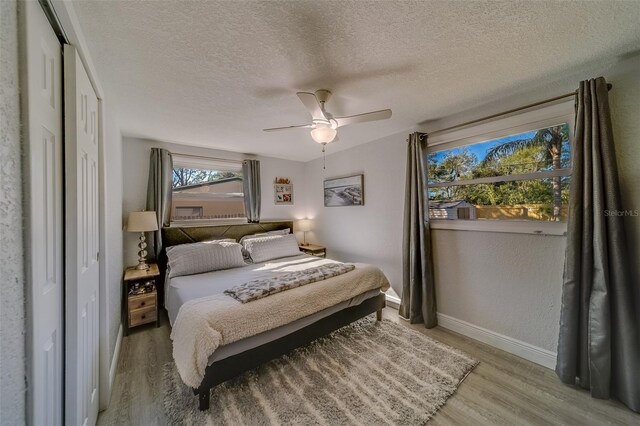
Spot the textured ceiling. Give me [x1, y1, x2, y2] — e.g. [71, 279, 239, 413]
[72, 0, 640, 162]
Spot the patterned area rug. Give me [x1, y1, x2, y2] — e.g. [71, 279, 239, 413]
[163, 317, 478, 425]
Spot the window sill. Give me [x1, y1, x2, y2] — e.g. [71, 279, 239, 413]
[170, 218, 248, 227]
[429, 219, 567, 236]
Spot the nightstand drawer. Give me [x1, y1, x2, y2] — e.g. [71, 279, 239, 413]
[128, 292, 156, 311]
[129, 306, 157, 327]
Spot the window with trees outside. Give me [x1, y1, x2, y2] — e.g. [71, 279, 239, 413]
[427, 122, 572, 225]
[171, 156, 244, 223]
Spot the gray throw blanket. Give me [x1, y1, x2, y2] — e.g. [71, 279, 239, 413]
[224, 263, 356, 303]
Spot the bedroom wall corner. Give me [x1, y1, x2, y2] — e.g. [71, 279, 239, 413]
[424, 52, 640, 357]
[303, 128, 415, 298]
[0, 0, 27, 423]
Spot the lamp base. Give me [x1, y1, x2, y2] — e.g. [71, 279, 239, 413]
[136, 232, 149, 270]
[135, 261, 150, 271]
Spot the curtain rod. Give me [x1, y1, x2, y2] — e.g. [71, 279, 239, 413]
[426, 83, 612, 138]
[171, 152, 244, 164]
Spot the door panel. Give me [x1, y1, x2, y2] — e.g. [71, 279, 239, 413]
[65, 45, 100, 426]
[22, 1, 64, 424]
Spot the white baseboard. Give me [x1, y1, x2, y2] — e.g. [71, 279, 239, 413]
[108, 325, 123, 388]
[436, 313, 557, 370]
[385, 294, 400, 309]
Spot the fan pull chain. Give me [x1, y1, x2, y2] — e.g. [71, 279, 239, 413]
[322, 144, 326, 170]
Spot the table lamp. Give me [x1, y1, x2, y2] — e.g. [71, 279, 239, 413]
[297, 219, 312, 246]
[127, 211, 158, 270]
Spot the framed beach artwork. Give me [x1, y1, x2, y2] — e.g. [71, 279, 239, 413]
[324, 175, 364, 207]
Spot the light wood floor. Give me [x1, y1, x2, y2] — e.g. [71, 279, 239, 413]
[98, 308, 640, 425]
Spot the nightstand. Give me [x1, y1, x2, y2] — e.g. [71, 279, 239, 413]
[123, 263, 160, 335]
[299, 244, 326, 258]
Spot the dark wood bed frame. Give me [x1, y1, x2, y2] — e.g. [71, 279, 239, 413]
[160, 221, 386, 411]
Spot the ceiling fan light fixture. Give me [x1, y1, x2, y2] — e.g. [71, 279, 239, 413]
[310, 127, 337, 144]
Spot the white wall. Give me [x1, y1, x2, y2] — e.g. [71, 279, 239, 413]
[121, 137, 308, 266]
[304, 129, 415, 296]
[305, 53, 640, 357]
[100, 103, 123, 367]
[432, 230, 565, 351]
[0, 1, 26, 423]
[95, 98, 123, 409]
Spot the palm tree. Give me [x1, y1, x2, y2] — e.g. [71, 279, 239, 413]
[480, 125, 569, 221]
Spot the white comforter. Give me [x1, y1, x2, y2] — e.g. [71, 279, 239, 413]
[170, 255, 390, 388]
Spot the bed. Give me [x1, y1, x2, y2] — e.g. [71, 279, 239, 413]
[160, 221, 389, 411]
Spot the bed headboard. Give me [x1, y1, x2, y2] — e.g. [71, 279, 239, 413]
[161, 221, 294, 248]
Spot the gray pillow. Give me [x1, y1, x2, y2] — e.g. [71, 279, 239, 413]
[165, 238, 235, 254]
[167, 240, 246, 278]
[242, 234, 301, 263]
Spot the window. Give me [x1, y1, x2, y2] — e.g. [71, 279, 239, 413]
[171, 155, 244, 223]
[426, 102, 574, 234]
[174, 206, 203, 218]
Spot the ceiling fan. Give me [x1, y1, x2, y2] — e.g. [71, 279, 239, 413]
[263, 89, 392, 146]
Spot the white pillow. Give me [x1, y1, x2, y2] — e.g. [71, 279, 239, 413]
[167, 240, 246, 278]
[238, 228, 290, 245]
[242, 234, 300, 263]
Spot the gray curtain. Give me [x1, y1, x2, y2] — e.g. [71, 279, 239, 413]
[399, 132, 437, 328]
[556, 77, 640, 412]
[146, 148, 173, 259]
[242, 159, 261, 223]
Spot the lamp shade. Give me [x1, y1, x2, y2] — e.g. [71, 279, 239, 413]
[310, 127, 337, 144]
[127, 211, 158, 232]
[297, 219, 312, 232]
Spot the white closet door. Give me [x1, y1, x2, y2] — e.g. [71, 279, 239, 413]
[64, 45, 101, 426]
[22, 1, 64, 424]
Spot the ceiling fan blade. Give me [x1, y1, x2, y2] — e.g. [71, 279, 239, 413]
[263, 124, 313, 132]
[334, 109, 392, 128]
[297, 92, 327, 121]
